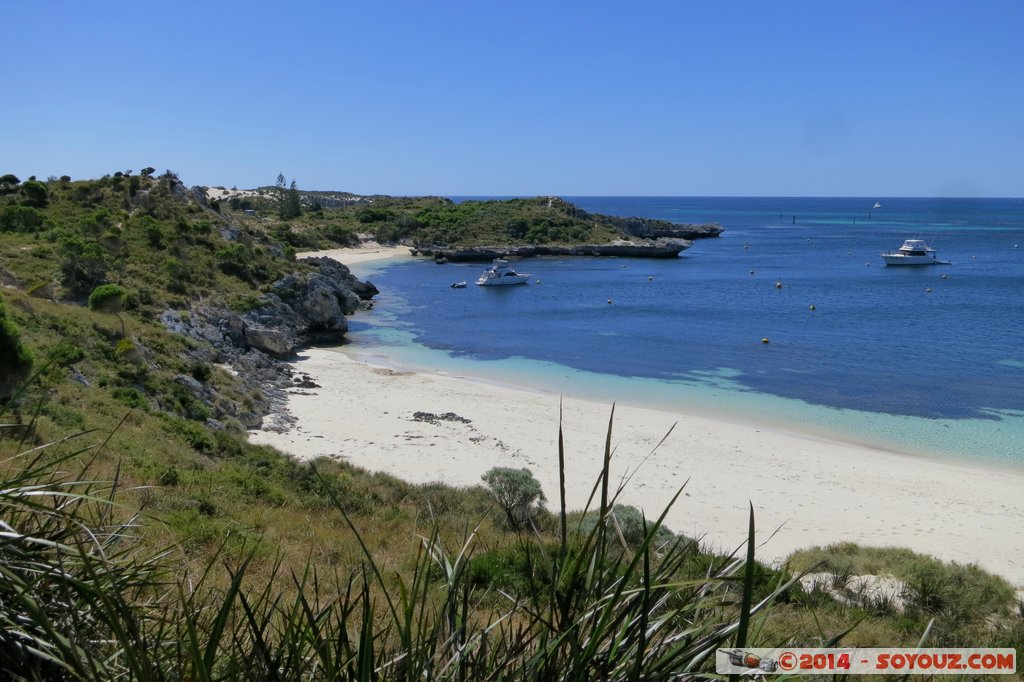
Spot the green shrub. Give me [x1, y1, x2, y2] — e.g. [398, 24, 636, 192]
[189, 361, 212, 382]
[229, 293, 267, 313]
[19, 179, 49, 208]
[60, 237, 111, 296]
[0, 204, 45, 232]
[215, 243, 252, 280]
[578, 504, 677, 548]
[481, 466, 545, 530]
[111, 386, 146, 409]
[469, 544, 552, 594]
[0, 295, 33, 399]
[88, 284, 127, 312]
[355, 207, 394, 223]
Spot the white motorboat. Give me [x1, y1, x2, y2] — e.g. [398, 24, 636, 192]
[881, 239, 950, 266]
[475, 258, 530, 286]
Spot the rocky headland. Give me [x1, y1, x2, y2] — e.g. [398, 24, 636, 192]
[161, 256, 378, 431]
[409, 214, 722, 261]
[410, 238, 697, 261]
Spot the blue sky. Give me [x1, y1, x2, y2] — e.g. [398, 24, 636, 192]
[4, 1, 1022, 197]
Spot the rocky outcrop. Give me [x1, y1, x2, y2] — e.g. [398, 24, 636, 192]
[577, 210, 724, 240]
[160, 256, 378, 429]
[220, 256, 379, 356]
[412, 238, 694, 262]
[599, 216, 723, 240]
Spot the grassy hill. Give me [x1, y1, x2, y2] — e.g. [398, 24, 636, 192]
[0, 171, 1020, 678]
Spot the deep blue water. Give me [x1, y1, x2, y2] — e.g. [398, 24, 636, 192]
[349, 197, 1024, 464]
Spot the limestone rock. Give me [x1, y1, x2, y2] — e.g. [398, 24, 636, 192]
[243, 323, 297, 358]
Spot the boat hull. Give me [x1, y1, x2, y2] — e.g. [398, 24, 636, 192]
[476, 276, 529, 286]
[881, 254, 939, 266]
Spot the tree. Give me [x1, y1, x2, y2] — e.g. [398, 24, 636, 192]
[0, 173, 20, 195]
[276, 175, 301, 219]
[481, 467, 545, 530]
[88, 284, 128, 337]
[0, 294, 33, 402]
[0, 205, 44, 232]
[286, 180, 301, 218]
[20, 180, 49, 208]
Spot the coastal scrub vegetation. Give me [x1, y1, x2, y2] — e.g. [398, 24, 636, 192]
[481, 465, 546, 530]
[208, 177, 720, 251]
[0, 169, 1021, 678]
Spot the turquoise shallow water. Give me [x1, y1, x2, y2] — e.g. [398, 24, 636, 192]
[345, 197, 1024, 467]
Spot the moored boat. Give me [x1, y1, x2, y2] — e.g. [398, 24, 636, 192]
[475, 258, 530, 286]
[881, 239, 950, 266]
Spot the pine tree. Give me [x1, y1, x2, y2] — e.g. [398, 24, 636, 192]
[277, 175, 301, 219]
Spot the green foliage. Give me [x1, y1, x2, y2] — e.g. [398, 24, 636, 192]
[190, 361, 212, 382]
[19, 179, 49, 208]
[356, 207, 394, 223]
[481, 466, 545, 530]
[60, 235, 112, 297]
[88, 283, 127, 312]
[0, 294, 33, 399]
[111, 386, 146, 408]
[0, 204, 45, 232]
[322, 223, 357, 245]
[405, 197, 621, 247]
[468, 544, 551, 593]
[0, 172, 20, 192]
[578, 504, 678, 548]
[277, 176, 301, 219]
[788, 542, 1018, 644]
[215, 243, 256, 281]
[228, 293, 268, 313]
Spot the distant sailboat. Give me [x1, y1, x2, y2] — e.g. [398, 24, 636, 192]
[873, 202, 882, 209]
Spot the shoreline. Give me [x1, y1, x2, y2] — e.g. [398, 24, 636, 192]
[251, 345, 1024, 588]
[296, 243, 411, 267]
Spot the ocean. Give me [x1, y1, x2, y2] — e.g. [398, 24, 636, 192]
[344, 197, 1024, 467]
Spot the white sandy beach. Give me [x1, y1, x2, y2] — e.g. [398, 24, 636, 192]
[296, 243, 411, 266]
[251, 247, 1024, 587]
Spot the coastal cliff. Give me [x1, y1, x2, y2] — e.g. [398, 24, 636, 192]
[161, 255, 378, 429]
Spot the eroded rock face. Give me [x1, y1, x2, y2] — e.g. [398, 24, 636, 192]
[162, 259, 369, 359]
[243, 323, 297, 358]
[159, 256, 379, 428]
[225, 257, 377, 356]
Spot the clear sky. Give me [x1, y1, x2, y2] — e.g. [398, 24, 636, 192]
[4, 1, 1022, 197]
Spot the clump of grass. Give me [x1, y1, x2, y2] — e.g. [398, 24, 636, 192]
[788, 542, 1018, 645]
